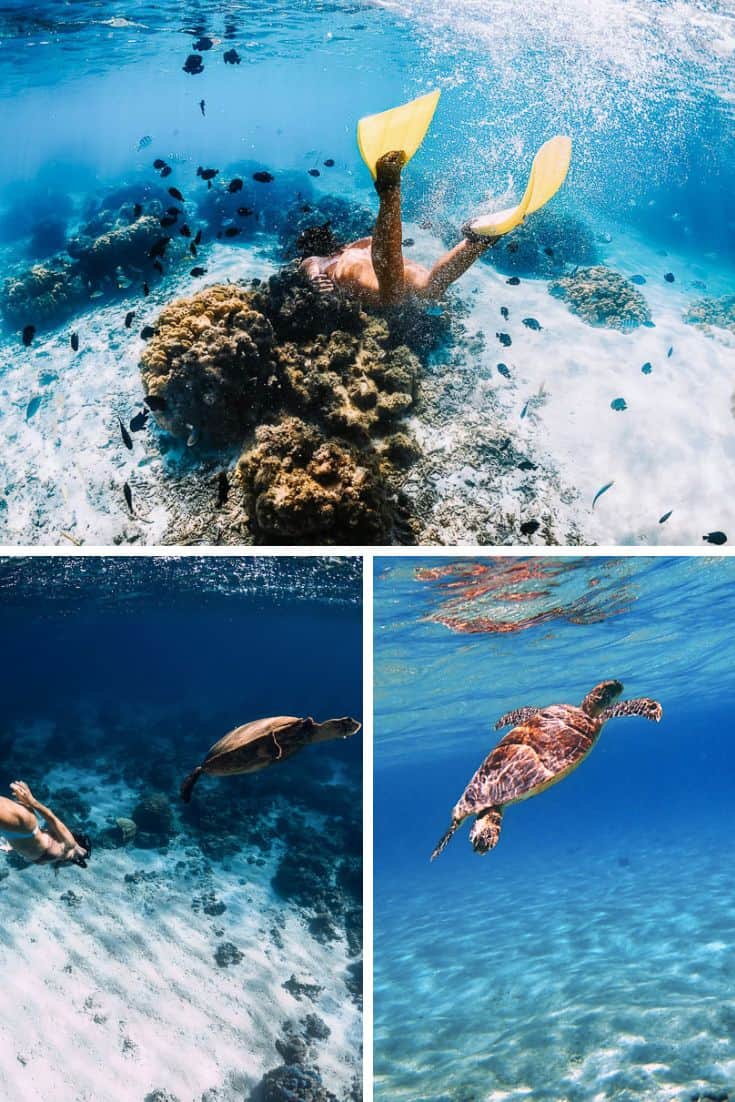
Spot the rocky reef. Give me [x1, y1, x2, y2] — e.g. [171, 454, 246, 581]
[684, 294, 735, 335]
[488, 208, 599, 278]
[141, 269, 429, 543]
[0, 259, 87, 328]
[548, 265, 652, 329]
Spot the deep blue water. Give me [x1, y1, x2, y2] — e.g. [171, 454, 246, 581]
[374, 555, 735, 1101]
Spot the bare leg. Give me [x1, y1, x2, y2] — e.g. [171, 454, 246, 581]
[421, 235, 499, 300]
[371, 151, 407, 306]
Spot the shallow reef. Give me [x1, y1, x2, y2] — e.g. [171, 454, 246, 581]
[548, 265, 652, 329]
[0, 258, 87, 328]
[141, 268, 433, 543]
[488, 207, 600, 278]
[684, 294, 735, 335]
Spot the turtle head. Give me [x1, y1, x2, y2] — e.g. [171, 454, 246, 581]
[581, 680, 623, 717]
[309, 716, 362, 743]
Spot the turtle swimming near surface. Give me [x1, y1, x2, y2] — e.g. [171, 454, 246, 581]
[180, 714, 361, 802]
[431, 680, 662, 859]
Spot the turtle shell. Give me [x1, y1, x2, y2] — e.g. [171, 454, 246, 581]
[458, 704, 600, 813]
[202, 715, 306, 776]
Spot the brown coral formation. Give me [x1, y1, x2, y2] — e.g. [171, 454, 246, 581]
[1, 259, 86, 327]
[684, 294, 735, 335]
[141, 270, 426, 543]
[548, 265, 651, 329]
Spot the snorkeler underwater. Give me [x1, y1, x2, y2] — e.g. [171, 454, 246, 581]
[0, 556, 364, 1101]
[374, 555, 735, 1101]
[1, 0, 733, 547]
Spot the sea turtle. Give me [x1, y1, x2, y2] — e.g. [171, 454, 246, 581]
[431, 680, 662, 859]
[180, 715, 361, 802]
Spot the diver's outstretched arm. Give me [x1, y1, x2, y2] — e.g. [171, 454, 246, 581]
[10, 782, 76, 850]
[371, 151, 406, 306]
[421, 234, 499, 300]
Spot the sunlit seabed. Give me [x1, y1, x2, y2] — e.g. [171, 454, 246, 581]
[0, 0, 733, 544]
[374, 556, 735, 1101]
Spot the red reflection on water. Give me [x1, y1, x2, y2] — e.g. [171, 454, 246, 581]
[415, 559, 632, 634]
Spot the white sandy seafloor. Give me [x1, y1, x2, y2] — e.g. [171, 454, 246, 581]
[0, 212, 733, 546]
[374, 825, 735, 1102]
[0, 757, 361, 1102]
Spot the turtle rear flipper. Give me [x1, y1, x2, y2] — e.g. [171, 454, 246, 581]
[494, 706, 539, 730]
[599, 698, 662, 723]
[180, 765, 204, 803]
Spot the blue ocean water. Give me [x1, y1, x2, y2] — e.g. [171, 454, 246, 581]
[0, 0, 734, 544]
[374, 555, 735, 1102]
[0, 555, 363, 1101]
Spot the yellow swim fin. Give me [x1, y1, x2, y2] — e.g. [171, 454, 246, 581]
[465, 135, 572, 238]
[357, 89, 441, 181]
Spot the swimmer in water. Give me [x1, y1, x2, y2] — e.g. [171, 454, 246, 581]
[0, 781, 91, 868]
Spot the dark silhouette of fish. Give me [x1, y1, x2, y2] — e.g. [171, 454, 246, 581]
[125, 311, 136, 328]
[183, 54, 204, 75]
[308, 168, 320, 177]
[216, 471, 229, 507]
[153, 159, 166, 170]
[180, 224, 191, 237]
[194, 230, 202, 245]
[130, 409, 149, 432]
[496, 363, 511, 379]
[500, 306, 509, 319]
[123, 481, 134, 515]
[160, 166, 172, 178]
[664, 272, 675, 282]
[199, 99, 206, 116]
[143, 282, 150, 296]
[223, 48, 241, 64]
[190, 244, 198, 257]
[610, 397, 627, 411]
[228, 178, 243, 193]
[140, 325, 156, 339]
[253, 171, 274, 183]
[190, 266, 207, 277]
[658, 510, 672, 524]
[224, 227, 240, 237]
[168, 187, 185, 202]
[118, 416, 133, 450]
[149, 237, 170, 259]
[592, 481, 614, 509]
[520, 519, 540, 536]
[667, 346, 673, 357]
[402, 237, 414, 247]
[506, 276, 521, 286]
[631, 274, 646, 285]
[641, 362, 652, 374]
[160, 215, 178, 228]
[543, 246, 554, 257]
[193, 36, 213, 51]
[22, 324, 35, 346]
[144, 394, 167, 412]
[238, 207, 254, 217]
[70, 332, 79, 351]
[26, 396, 42, 420]
[324, 158, 335, 167]
[703, 531, 727, 545]
[517, 459, 536, 471]
[497, 332, 512, 347]
[523, 317, 542, 331]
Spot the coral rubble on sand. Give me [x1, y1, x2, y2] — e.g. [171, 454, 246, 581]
[684, 294, 735, 335]
[548, 265, 651, 329]
[140, 269, 430, 543]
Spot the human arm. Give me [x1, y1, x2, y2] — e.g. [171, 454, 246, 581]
[10, 781, 78, 851]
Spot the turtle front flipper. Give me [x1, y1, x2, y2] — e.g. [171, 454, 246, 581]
[494, 706, 539, 730]
[180, 765, 204, 803]
[598, 698, 662, 723]
[468, 807, 503, 854]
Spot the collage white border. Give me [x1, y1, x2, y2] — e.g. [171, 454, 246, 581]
[3, 540, 732, 1101]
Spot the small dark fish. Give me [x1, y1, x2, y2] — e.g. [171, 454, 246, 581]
[253, 171, 274, 183]
[123, 481, 134, 515]
[506, 276, 521, 286]
[22, 324, 35, 347]
[70, 332, 79, 352]
[496, 363, 511, 379]
[153, 261, 164, 274]
[194, 229, 202, 245]
[301, 204, 312, 213]
[496, 332, 512, 347]
[118, 416, 133, 450]
[168, 187, 185, 202]
[664, 272, 675, 282]
[520, 519, 540, 536]
[25, 396, 42, 420]
[507, 241, 519, 253]
[130, 409, 149, 432]
[140, 325, 156, 339]
[199, 99, 206, 116]
[144, 393, 167, 412]
[308, 168, 320, 177]
[523, 317, 542, 331]
[190, 244, 198, 257]
[224, 226, 240, 237]
[703, 531, 727, 545]
[143, 282, 150, 296]
[223, 48, 241, 64]
[183, 54, 204, 75]
[642, 320, 656, 328]
[500, 306, 509, 320]
[631, 274, 646, 285]
[520, 401, 529, 419]
[159, 215, 178, 228]
[323, 158, 335, 167]
[124, 310, 136, 328]
[133, 202, 143, 217]
[610, 397, 627, 411]
[402, 237, 415, 247]
[517, 459, 536, 471]
[227, 178, 243, 193]
[641, 362, 652, 374]
[667, 346, 673, 358]
[658, 510, 672, 524]
[190, 266, 207, 277]
[237, 207, 254, 217]
[592, 480, 614, 509]
[543, 246, 554, 257]
[216, 471, 229, 507]
[149, 237, 170, 259]
[193, 36, 213, 51]
[153, 158, 166, 170]
[197, 166, 219, 181]
[180, 224, 191, 237]
[160, 166, 173, 178]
